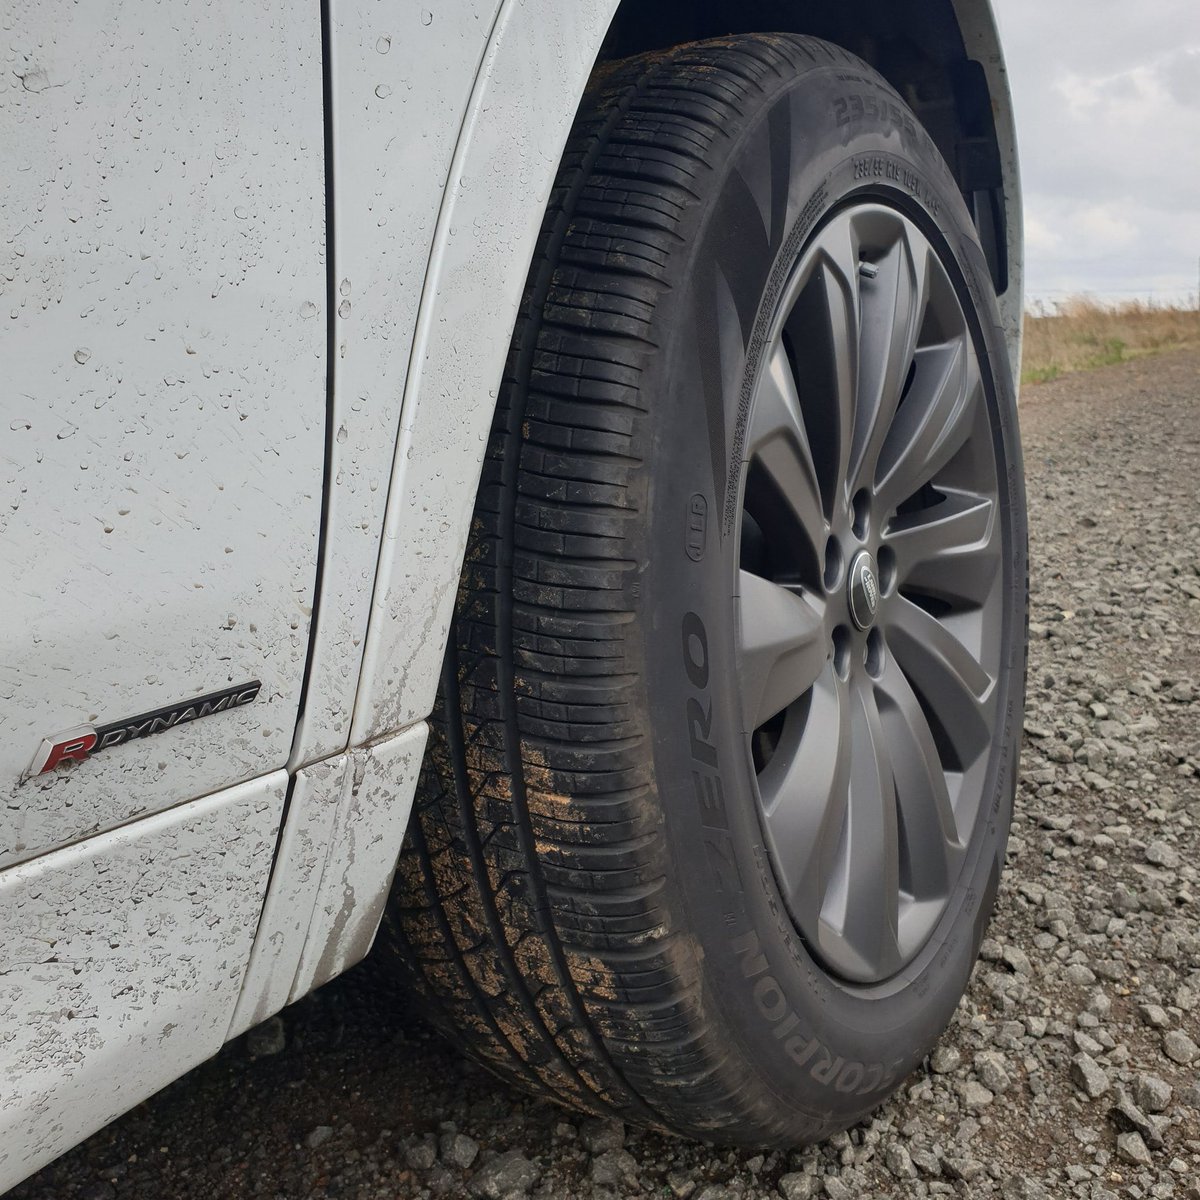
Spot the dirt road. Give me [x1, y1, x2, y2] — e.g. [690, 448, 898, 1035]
[13, 349, 1200, 1200]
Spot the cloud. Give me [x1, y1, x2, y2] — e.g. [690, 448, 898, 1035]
[999, 0, 1200, 301]
[1162, 48, 1200, 107]
[1073, 206, 1138, 248]
[1023, 214, 1061, 255]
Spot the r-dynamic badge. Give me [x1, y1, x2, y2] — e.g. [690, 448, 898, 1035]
[29, 681, 262, 776]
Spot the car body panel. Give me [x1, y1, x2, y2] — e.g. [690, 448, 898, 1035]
[288, 720, 427, 1000]
[227, 755, 350, 1040]
[348, 0, 621, 744]
[289, 0, 503, 767]
[0, 773, 285, 1191]
[0, 1, 327, 868]
[228, 720, 427, 1038]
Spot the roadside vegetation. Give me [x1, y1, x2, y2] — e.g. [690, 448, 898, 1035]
[1021, 297, 1200, 386]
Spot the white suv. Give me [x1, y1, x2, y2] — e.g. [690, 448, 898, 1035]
[1, 1, 1025, 1186]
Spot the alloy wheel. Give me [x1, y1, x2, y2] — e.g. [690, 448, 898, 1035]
[736, 204, 1005, 985]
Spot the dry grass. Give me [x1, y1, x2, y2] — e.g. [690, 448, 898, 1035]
[1021, 297, 1200, 386]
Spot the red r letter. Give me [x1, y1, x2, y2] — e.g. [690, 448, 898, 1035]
[32, 727, 98, 775]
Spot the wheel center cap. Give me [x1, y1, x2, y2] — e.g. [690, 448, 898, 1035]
[848, 550, 880, 630]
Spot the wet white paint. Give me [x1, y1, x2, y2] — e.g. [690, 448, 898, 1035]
[227, 755, 350, 1038]
[0, 1, 326, 867]
[230, 722, 426, 1035]
[0, 773, 285, 1192]
[289, 721, 427, 999]
[350, 0, 621, 743]
[290, 0, 501, 767]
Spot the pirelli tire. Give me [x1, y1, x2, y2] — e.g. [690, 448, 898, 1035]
[380, 32, 1028, 1145]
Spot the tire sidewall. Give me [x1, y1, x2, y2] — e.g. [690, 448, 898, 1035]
[640, 58, 1028, 1127]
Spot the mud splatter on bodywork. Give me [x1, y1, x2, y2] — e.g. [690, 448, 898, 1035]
[0, 774, 285, 1192]
[228, 724, 428, 1033]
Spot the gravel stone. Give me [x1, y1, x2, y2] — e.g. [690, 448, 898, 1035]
[974, 1051, 1013, 1094]
[910, 1147, 941, 1175]
[1116, 1131, 1153, 1167]
[1111, 1089, 1166, 1148]
[777, 1174, 817, 1200]
[589, 1148, 639, 1188]
[956, 1080, 995, 1110]
[1001, 1177, 1048, 1200]
[245, 1016, 286, 1058]
[440, 1131, 480, 1170]
[405, 1134, 438, 1171]
[1002, 945, 1033, 976]
[579, 1117, 625, 1154]
[1134, 1075, 1173, 1113]
[469, 1151, 540, 1199]
[930, 1045, 962, 1074]
[1144, 840, 1181, 869]
[885, 1144, 916, 1179]
[1138, 1003, 1171, 1029]
[304, 1125, 334, 1150]
[667, 1169, 696, 1198]
[1162, 1029, 1199, 1065]
[1069, 1053, 1110, 1099]
[944, 1156, 986, 1183]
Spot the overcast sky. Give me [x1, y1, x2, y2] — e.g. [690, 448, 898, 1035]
[997, 0, 1200, 304]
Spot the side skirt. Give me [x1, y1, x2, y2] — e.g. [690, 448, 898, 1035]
[0, 774, 287, 1191]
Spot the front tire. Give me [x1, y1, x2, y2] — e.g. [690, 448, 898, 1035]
[383, 33, 1027, 1144]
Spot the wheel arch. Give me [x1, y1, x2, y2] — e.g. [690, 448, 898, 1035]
[351, 0, 1022, 749]
[334, 5, 1024, 1081]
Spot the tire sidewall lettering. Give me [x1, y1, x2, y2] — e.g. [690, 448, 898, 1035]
[681, 611, 709, 690]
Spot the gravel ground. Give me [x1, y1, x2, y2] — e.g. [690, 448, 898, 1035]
[13, 349, 1200, 1200]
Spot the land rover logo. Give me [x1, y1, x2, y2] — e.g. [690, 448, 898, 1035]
[861, 563, 879, 612]
[848, 552, 880, 630]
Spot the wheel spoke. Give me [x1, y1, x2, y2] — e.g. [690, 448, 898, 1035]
[746, 341, 825, 539]
[786, 218, 862, 513]
[849, 226, 930, 494]
[886, 488, 999, 607]
[736, 570, 827, 730]
[757, 668, 851, 927]
[875, 656, 965, 891]
[818, 679, 902, 981]
[884, 596, 994, 767]
[875, 338, 982, 513]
